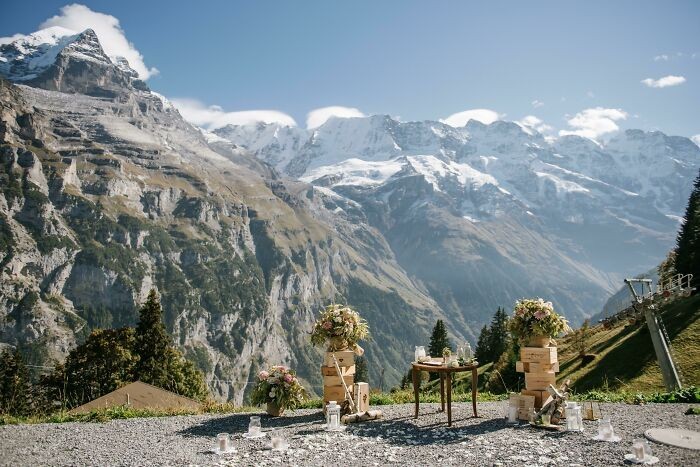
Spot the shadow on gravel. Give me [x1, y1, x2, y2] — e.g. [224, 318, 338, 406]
[178, 411, 326, 438]
[347, 416, 511, 446]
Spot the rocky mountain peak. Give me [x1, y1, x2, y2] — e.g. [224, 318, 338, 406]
[0, 26, 147, 97]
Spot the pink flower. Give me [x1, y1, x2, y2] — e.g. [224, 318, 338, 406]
[258, 371, 269, 380]
[322, 321, 333, 330]
[284, 374, 293, 383]
[534, 310, 546, 320]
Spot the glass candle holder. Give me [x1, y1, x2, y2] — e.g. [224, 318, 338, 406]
[248, 416, 261, 436]
[270, 430, 288, 451]
[597, 418, 613, 439]
[326, 401, 341, 430]
[507, 406, 518, 424]
[542, 414, 551, 426]
[528, 408, 537, 424]
[217, 433, 229, 452]
[632, 439, 646, 461]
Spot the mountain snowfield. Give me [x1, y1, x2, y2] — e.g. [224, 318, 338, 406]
[215, 115, 700, 327]
[0, 26, 699, 399]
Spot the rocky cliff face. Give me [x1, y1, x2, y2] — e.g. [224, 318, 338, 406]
[0, 30, 447, 400]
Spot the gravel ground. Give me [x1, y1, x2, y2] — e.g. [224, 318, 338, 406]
[1, 402, 698, 466]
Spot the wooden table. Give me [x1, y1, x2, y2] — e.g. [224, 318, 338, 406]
[412, 361, 479, 426]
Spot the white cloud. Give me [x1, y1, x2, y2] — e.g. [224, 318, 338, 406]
[440, 108, 501, 127]
[641, 75, 686, 88]
[38, 4, 158, 79]
[558, 107, 628, 140]
[691, 135, 700, 147]
[0, 33, 26, 45]
[306, 106, 365, 129]
[531, 100, 544, 109]
[170, 98, 296, 130]
[516, 115, 553, 134]
[654, 54, 670, 61]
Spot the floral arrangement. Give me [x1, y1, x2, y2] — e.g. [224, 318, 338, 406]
[250, 365, 306, 410]
[509, 298, 572, 341]
[310, 304, 369, 351]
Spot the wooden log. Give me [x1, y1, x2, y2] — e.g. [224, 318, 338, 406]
[516, 361, 559, 373]
[324, 351, 355, 367]
[524, 372, 557, 390]
[520, 347, 557, 364]
[321, 365, 356, 376]
[341, 409, 383, 424]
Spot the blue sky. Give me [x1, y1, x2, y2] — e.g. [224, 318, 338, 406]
[1, 1, 699, 140]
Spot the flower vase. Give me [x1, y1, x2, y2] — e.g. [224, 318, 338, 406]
[267, 401, 285, 417]
[527, 335, 551, 347]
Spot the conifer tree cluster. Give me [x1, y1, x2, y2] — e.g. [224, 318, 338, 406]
[0, 349, 35, 416]
[674, 169, 700, 287]
[474, 307, 510, 364]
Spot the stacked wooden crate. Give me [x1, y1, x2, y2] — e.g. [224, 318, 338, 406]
[517, 345, 559, 414]
[322, 350, 355, 409]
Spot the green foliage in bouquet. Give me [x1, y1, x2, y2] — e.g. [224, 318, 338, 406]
[508, 298, 572, 341]
[310, 304, 369, 350]
[250, 366, 306, 410]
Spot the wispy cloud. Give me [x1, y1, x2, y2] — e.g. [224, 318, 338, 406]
[641, 75, 686, 88]
[653, 54, 670, 61]
[36, 4, 158, 79]
[516, 115, 553, 134]
[558, 107, 628, 140]
[306, 106, 365, 129]
[170, 98, 296, 129]
[440, 108, 502, 127]
[531, 100, 544, 109]
[691, 135, 700, 147]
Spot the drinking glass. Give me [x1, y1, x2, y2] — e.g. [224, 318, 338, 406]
[542, 414, 551, 425]
[598, 418, 613, 439]
[632, 439, 647, 461]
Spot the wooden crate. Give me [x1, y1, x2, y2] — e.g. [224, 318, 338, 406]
[521, 389, 550, 409]
[323, 374, 354, 387]
[524, 372, 557, 390]
[323, 384, 353, 402]
[509, 393, 535, 421]
[354, 382, 370, 412]
[520, 346, 557, 364]
[515, 361, 559, 373]
[321, 365, 356, 376]
[324, 351, 355, 367]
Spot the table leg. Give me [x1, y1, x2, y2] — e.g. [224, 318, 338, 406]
[446, 372, 452, 426]
[412, 367, 419, 419]
[439, 373, 445, 412]
[471, 367, 478, 417]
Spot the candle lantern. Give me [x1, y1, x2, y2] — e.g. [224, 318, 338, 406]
[464, 342, 472, 360]
[566, 405, 583, 432]
[217, 433, 229, 452]
[582, 400, 602, 420]
[414, 346, 426, 361]
[326, 400, 342, 431]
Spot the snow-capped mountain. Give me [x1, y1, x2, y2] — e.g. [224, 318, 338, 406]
[0, 26, 147, 96]
[215, 116, 700, 325]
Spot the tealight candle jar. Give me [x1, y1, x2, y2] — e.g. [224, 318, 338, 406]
[217, 433, 229, 452]
[632, 439, 646, 461]
[597, 418, 613, 439]
[248, 416, 261, 436]
[507, 405, 518, 424]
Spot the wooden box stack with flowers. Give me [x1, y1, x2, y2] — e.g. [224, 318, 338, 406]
[518, 344, 559, 409]
[322, 350, 355, 406]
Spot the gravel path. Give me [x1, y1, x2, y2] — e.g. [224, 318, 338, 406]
[1, 402, 698, 466]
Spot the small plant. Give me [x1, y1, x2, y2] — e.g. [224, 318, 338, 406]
[250, 365, 306, 411]
[442, 347, 452, 358]
[509, 298, 572, 341]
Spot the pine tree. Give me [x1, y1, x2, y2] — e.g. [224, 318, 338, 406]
[133, 289, 173, 386]
[474, 325, 492, 363]
[355, 356, 369, 384]
[132, 289, 207, 400]
[572, 319, 591, 357]
[487, 307, 510, 362]
[675, 169, 700, 287]
[428, 320, 451, 359]
[0, 349, 34, 416]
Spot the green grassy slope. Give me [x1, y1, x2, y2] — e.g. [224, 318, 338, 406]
[556, 295, 699, 393]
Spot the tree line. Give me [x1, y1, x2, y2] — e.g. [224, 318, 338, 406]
[0, 290, 207, 417]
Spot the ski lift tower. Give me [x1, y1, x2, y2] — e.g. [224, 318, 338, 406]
[624, 278, 683, 391]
